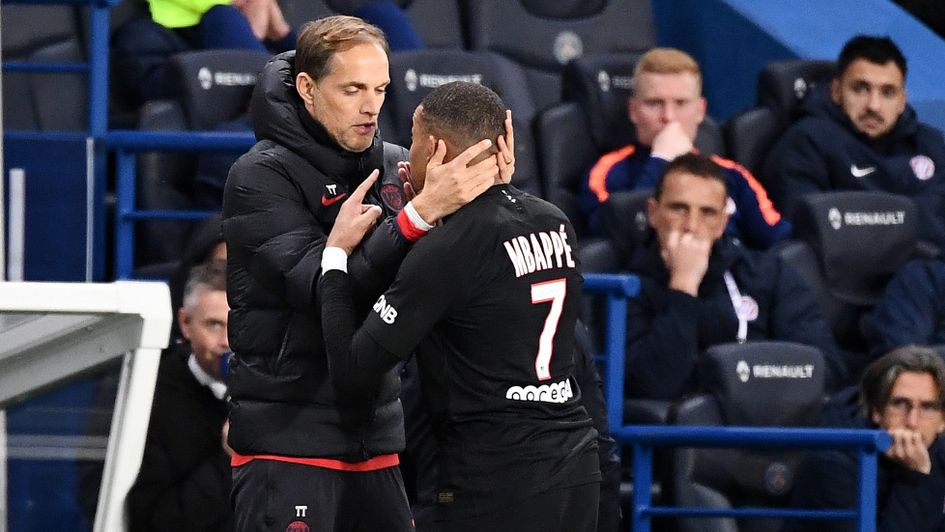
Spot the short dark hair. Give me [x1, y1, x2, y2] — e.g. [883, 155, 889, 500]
[837, 35, 907, 80]
[182, 259, 227, 312]
[417, 81, 505, 159]
[295, 15, 389, 81]
[654, 153, 727, 199]
[860, 345, 945, 415]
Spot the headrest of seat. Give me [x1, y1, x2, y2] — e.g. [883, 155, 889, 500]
[465, 0, 655, 73]
[793, 191, 918, 305]
[599, 188, 652, 264]
[384, 49, 536, 146]
[171, 49, 271, 130]
[698, 341, 825, 426]
[756, 59, 835, 121]
[562, 52, 638, 152]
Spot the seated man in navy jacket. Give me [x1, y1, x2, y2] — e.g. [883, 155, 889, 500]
[579, 47, 791, 249]
[764, 35, 945, 248]
[862, 258, 945, 358]
[785, 346, 945, 532]
[625, 154, 846, 400]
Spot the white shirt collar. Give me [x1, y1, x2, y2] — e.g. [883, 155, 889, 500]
[187, 354, 228, 401]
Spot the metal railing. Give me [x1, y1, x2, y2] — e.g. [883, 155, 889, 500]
[582, 272, 890, 532]
[107, 130, 255, 278]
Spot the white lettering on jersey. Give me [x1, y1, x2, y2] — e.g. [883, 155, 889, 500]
[503, 225, 576, 278]
[505, 377, 574, 404]
[373, 295, 398, 324]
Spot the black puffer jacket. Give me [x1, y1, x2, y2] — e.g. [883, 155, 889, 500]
[222, 51, 410, 460]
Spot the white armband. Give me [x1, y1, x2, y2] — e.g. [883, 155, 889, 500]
[321, 247, 348, 274]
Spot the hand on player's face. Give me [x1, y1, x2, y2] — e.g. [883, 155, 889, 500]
[326, 170, 382, 255]
[411, 138, 498, 223]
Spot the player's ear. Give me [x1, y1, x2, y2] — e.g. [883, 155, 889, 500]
[425, 135, 436, 159]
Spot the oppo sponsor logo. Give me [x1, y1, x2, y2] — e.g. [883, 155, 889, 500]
[506, 377, 574, 404]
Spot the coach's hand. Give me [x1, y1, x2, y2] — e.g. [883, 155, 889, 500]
[326, 170, 383, 255]
[411, 139, 497, 224]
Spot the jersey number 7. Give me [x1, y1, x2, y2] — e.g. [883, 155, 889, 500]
[531, 278, 567, 381]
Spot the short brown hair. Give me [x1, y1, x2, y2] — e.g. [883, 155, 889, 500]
[633, 47, 702, 94]
[295, 15, 389, 81]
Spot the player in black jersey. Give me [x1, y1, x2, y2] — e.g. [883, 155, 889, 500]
[319, 81, 601, 531]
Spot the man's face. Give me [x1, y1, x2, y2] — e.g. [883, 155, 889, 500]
[831, 58, 906, 139]
[299, 42, 390, 153]
[872, 371, 945, 447]
[647, 170, 729, 248]
[629, 71, 706, 147]
[179, 288, 230, 381]
[407, 106, 435, 192]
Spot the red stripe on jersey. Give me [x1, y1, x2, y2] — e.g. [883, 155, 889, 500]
[710, 155, 783, 225]
[396, 209, 428, 242]
[230, 452, 399, 471]
[588, 144, 637, 202]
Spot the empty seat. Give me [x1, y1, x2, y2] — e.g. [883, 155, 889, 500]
[756, 59, 835, 123]
[464, 0, 656, 111]
[670, 341, 826, 532]
[383, 48, 541, 195]
[727, 59, 835, 188]
[783, 191, 919, 373]
[134, 49, 269, 270]
[2, 4, 87, 131]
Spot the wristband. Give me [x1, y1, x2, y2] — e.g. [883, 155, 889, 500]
[321, 247, 348, 274]
[396, 201, 434, 242]
[404, 201, 434, 230]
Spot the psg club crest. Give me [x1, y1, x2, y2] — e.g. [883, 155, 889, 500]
[286, 521, 310, 532]
[910, 155, 935, 180]
[380, 183, 406, 212]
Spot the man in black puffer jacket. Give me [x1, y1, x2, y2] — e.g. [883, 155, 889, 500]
[222, 15, 503, 531]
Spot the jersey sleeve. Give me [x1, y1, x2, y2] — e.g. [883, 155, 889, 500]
[362, 230, 467, 358]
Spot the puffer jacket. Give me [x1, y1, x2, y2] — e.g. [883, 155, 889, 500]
[222, 51, 410, 460]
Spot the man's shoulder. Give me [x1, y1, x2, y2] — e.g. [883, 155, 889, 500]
[589, 144, 640, 175]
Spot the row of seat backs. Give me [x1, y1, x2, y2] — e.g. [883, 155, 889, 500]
[129, 49, 835, 267]
[1, 5, 88, 131]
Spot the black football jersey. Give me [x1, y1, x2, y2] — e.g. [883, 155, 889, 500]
[362, 184, 600, 518]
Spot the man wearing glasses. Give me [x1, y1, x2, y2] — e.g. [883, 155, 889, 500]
[785, 345, 945, 531]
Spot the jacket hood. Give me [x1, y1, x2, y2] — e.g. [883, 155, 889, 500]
[798, 83, 920, 146]
[630, 233, 743, 285]
[250, 51, 384, 185]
